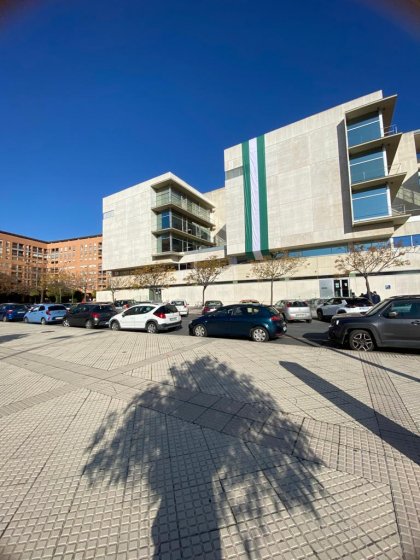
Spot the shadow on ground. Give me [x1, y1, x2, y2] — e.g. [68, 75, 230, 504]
[83, 356, 324, 558]
[0, 333, 28, 344]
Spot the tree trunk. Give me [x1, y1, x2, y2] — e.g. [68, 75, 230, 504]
[364, 275, 372, 302]
[202, 285, 207, 306]
[270, 279, 274, 306]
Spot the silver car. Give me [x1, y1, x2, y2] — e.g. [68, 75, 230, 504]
[316, 297, 372, 321]
[275, 300, 312, 323]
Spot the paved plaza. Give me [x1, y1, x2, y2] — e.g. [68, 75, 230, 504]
[0, 322, 419, 560]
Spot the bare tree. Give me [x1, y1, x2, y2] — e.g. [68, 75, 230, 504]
[106, 275, 130, 303]
[251, 254, 307, 305]
[133, 264, 176, 301]
[185, 256, 229, 305]
[335, 243, 410, 301]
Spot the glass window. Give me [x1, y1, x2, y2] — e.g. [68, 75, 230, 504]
[352, 186, 389, 221]
[393, 235, 412, 247]
[349, 149, 385, 184]
[412, 235, 420, 247]
[172, 237, 183, 252]
[289, 245, 348, 257]
[346, 113, 381, 147]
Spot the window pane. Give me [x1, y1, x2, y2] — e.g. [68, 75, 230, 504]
[350, 149, 385, 184]
[393, 235, 412, 247]
[347, 113, 381, 147]
[352, 190, 389, 221]
[352, 185, 388, 200]
[172, 237, 183, 252]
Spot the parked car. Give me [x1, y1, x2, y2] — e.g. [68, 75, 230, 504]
[316, 297, 372, 321]
[274, 300, 312, 323]
[328, 295, 420, 351]
[24, 304, 67, 325]
[169, 299, 189, 317]
[202, 300, 223, 314]
[114, 299, 137, 312]
[0, 303, 28, 322]
[63, 303, 117, 329]
[109, 303, 181, 333]
[189, 304, 287, 342]
[307, 298, 329, 318]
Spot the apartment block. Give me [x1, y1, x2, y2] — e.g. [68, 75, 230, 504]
[0, 231, 106, 297]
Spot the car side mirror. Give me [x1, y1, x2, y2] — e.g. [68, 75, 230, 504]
[387, 311, 398, 318]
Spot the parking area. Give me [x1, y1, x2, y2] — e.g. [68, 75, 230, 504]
[0, 320, 419, 559]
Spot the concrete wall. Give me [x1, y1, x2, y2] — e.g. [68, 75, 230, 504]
[224, 91, 392, 255]
[98, 245, 420, 305]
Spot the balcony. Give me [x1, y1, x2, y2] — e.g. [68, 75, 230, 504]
[152, 195, 214, 228]
[352, 207, 410, 227]
[152, 226, 215, 247]
[350, 169, 406, 198]
[348, 129, 402, 166]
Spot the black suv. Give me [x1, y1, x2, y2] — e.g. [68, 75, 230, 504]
[63, 303, 117, 329]
[328, 295, 420, 351]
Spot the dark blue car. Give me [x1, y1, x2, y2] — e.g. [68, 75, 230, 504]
[0, 303, 28, 322]
[189, 304, 287, 342]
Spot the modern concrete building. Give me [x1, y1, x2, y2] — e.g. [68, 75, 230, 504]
[0, 231, 107, 298]
[100, 91, 420, 304]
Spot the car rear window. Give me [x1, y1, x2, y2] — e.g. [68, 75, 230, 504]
[14, 305, 27, 310]
[172, 300, 185, 306]
[267, 306, 280, 315]
[48, 305, 66, 311]
[95, 305, 115, 312]
[205, 301, 222, 306]
[287, 301, 308, 307]
[164, 304, 178, 313]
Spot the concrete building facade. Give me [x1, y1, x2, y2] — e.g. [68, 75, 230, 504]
[100, 91, 420, 304]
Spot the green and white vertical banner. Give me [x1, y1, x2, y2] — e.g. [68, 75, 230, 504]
[242, 135, 269, 260]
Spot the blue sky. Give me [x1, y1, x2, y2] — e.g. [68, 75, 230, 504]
[1, 0, 419, 240]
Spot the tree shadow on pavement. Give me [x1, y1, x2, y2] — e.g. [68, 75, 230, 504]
[280, 360, 420, 466]
[83, 356, 325, 558]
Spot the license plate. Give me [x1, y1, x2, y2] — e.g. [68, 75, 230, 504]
[170, 317, 178, 321]
[295, 314, 305, 317]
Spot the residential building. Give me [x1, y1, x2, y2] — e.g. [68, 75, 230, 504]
[101, 90, 420, 303]
[0, 231, 106, 298]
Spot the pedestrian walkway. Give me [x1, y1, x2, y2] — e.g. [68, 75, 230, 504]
[0, 323, 419, 559]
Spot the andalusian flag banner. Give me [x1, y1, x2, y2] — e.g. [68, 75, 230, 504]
[242, 135, 269, 259]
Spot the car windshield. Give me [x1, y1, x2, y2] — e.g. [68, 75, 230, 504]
[365, 300, 388, 316]
[206, 301, 222, 306]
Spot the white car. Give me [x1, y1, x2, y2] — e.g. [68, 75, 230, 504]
[169, 299, 189, 317]
[317, 297, 372, 321]
[109, 303, 181, 333]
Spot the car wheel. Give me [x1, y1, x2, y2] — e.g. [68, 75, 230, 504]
[306, 319, 312, 323]
[24, 317, 29, 323]
[63, 318, 70, 327]
[41, 318, 46, 325]
[251, 326, 269, 342]
[192, 324, 207, 337]
[111, 321, 120, 331]
[146, 321, 158, 334]
[85, 319, 94, 329]
[317, 310, 324, 321]
[348, 329, 375, 352]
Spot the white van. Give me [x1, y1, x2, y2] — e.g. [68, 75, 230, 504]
[169, 299, 189, 317]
